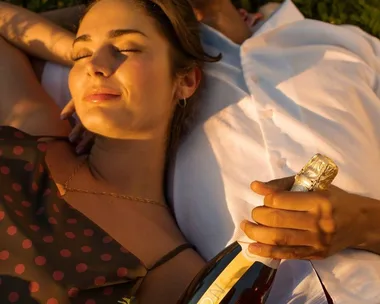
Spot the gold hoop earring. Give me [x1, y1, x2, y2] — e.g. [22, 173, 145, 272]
[178, 98, 187, 108]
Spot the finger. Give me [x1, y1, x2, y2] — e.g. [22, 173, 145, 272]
[60, 99, 75, 120]
[250, 176, 295, 196]
[248, 243, 325, 260]
[264, 191, 331, 214]
[241, 221, 320, 248]
[69, 124, 84, 143]
[76, 131, 95, 154]
[252, 206, 318, 232]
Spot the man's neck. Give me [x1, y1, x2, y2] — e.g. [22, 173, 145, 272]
[87, 135, 167, 203]
[195, 1, 252, 44]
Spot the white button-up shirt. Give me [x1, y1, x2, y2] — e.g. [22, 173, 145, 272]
[41, 1, 380, 302]
[171, 1, 380, 303]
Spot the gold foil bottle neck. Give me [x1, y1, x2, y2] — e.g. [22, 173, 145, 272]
[292, 153, 338, 191]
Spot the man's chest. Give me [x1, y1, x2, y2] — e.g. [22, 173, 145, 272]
[173, 41, 380, 258]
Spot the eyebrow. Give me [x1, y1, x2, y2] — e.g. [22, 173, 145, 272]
[73, 29, 147, 46]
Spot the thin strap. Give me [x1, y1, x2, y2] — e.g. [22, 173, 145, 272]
[148, 243, 196, 271]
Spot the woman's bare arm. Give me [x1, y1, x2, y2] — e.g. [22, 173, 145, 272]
[0, 2, 74, 66]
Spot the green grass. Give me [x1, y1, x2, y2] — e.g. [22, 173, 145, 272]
[5, 0, 380, 37]
[4, 0, 88, 12]
[237, 0, 380, 38]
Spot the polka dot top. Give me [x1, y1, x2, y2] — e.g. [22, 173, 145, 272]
[0, 127, 193, 304]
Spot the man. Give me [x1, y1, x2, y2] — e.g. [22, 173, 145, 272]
[170, 1, 380, 303]
[7, 0, 380, 303]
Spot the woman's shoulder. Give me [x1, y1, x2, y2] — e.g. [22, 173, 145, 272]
[0, 126, 35, 140]
[0, 126, 68, 142]
[0, 125, 77, 184]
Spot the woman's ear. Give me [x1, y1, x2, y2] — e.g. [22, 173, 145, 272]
[175, 66, 201, 100]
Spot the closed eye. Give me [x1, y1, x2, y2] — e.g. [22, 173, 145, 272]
[71, 51, 92, 62]
[115, 48, 141, 54]
[71, 48, 141, 62]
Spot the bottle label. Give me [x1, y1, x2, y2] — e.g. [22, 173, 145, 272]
[197, 249, 253, 303]
[197, 244, 279, 304]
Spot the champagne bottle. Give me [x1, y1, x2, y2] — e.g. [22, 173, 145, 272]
[178, 154, 338, 304]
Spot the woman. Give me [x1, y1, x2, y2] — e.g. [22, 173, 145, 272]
[0, 0, 220, 303]
[3, 1, 380, 303]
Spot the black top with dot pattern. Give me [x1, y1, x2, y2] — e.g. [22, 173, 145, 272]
[0, 126, 150, 304]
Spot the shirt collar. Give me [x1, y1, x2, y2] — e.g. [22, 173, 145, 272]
[200, 0, 304, 48]
[253, 0, 304, 37]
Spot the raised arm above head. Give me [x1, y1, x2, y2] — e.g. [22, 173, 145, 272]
[0, 2, 75, 66]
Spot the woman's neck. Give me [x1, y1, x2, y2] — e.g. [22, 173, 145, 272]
[87, 135, 167, 203]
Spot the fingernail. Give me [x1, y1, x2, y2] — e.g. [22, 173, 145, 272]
[249, 243, 262, 254]
[250, 181, 264, 190]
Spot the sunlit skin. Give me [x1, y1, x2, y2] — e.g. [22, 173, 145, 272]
[69, 0, 198, 140]
[67, 0, 380, 262]
[53, 1, 205, 303]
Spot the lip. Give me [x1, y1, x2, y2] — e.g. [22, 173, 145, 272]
[84, 87, 121, 102]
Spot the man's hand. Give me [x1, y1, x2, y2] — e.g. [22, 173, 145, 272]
[240, 177, 373, 260]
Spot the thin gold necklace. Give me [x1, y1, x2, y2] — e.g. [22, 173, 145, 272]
[57, 156, 168, 209]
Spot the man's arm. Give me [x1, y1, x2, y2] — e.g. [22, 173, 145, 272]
[353, 196, 380, 255]
[0, 2, 75, 66]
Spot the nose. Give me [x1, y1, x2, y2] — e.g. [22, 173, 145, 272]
[86, 48, 114, 78]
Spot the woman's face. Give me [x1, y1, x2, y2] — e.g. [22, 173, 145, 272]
[69, 0, 183, 139]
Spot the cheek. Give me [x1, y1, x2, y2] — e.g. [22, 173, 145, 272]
[68, 65, 85, 100]
[119, 56, 175, 128]
[122, 55, 173, 99]
[68, 66, 88, 117]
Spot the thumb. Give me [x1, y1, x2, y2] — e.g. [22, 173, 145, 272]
[60, 99, 75, 120]
[250, 176, 295, 196]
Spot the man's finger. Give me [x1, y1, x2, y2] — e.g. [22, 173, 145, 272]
[247, 243, 325, 260]
[241, 221, 319, 247]
[252, 206, 318, 232]
[263, 191, 330, 213]
[250, 176, 295, 196]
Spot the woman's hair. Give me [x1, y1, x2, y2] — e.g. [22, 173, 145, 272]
[85, 0, 221, 159]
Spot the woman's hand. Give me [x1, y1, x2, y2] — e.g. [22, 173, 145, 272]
[60, 99, 94, 154]
[240, 177, 369, 260]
